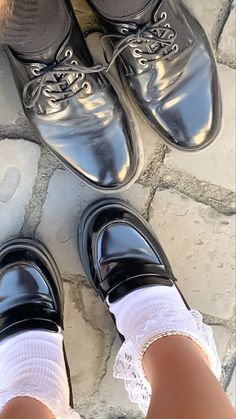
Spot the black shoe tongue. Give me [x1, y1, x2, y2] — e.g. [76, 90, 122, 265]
[118, 0, 162, 24]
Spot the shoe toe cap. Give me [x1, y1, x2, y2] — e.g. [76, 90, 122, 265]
[156, 71, 222, 151]
[39, 118, 140, 191]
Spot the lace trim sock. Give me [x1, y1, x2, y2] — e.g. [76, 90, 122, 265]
[0, 331, 80, 419]
[0, 0, 71, 58]
[109, 286, 221, 414]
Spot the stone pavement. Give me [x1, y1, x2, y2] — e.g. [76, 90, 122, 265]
[0, 0, 235, 417]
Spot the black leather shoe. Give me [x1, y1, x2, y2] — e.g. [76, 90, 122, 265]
[0, 238, 63, 339]
[78, 199, 189, 308]
[4, 3, 142, 191]
[0, 238, 73, 405]
[89, 0, 222, 151]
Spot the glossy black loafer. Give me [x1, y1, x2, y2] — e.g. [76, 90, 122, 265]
[89, 0, 222, 151]
[78, 199, 189, 308]
[0, 238, 63, 340]
[4, 2, 142, 191]
[0, 238, 73, 405]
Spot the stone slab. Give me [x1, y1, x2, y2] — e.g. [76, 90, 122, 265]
[0, 139, 40, 242]
[218, 2, 236, 67]
[63, 281, 114, 407]
[182, 0, 221, 41]
[37, 167, 151, 276]
[0, 48, 21, 125]
[227, 367, 236, 408]
[98, 335, 144, 418]
[149, 189, 236, 319]
[64, 279, 143, 417]
[164, 65, 236, 191]
[211, 326, 232, 363]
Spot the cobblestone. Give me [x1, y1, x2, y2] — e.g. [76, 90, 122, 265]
[0, 139, 40, 242]
[227, 367, 236, 407]
[149, 189, 235, 319]
[218, 1, 236, 67]
[183, 0, 221, 42]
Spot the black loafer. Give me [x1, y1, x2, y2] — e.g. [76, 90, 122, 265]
[4, 2, 142, 191]
[78, 199, 189, 308]
[89, 0, 222, 151]
[0, 238, 63, 338]
[0, 238, 73, 405]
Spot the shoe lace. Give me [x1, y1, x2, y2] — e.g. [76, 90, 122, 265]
[23, 48, 106, 109]
[103, 11, 179, 70]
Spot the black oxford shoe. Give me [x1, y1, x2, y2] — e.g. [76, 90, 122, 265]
[89, 0, 222, 151]
[78, 199, 189, 310]
[4, 3, 142, 191]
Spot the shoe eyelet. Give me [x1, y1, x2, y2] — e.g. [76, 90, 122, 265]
[165, 23, 171, 28]
[31, 67, 41, 76]
[77, 72, 85, 82]
[65, 48, 73, 58]
[71, 59, 78, 65]
[172, 44, 179, 53]
[82, 81, 92, 93]
[132, 48, 142, 58]
[43, 88, 52, 97]
[48, 98, 58, 107]
[120, 28, 129, 35]
[139, 58, 149, 68]
[161, 12, 167, 20]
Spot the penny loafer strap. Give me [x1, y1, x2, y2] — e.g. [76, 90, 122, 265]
[99, 261, 175, 303]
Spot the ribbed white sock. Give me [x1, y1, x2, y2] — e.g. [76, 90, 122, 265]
[0, 331, 80, 419]
[109, 284, 187, 339]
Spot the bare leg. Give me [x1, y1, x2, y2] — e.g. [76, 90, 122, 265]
[0, 398, 54, 419]
[143, 335, 234, 419]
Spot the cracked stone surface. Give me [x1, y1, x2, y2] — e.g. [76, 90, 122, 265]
[218, 1, 236, 67]
[183, 0, 222, 41]
[0, 140, 40, 242]
[149, 189, 235, 319]
[227, 367, 236, 407]
[0, 0, 235, 417]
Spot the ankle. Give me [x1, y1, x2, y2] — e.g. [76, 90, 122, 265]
[1, 397, 54, 419]
[143, 335, 211, 390]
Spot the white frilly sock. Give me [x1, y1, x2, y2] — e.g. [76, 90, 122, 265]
[109, 285, 222, 414]
[0, 331, 80, 419]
